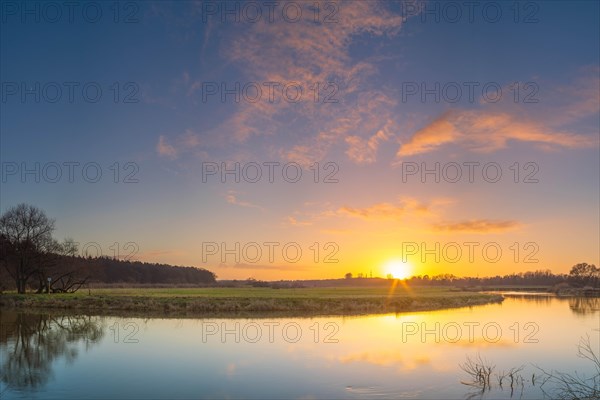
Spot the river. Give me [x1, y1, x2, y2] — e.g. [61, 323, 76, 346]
[1, 294, 598, 399]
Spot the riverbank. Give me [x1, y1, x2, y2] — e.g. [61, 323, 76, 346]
[0, 287, 504, 317]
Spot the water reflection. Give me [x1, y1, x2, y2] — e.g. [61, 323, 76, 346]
[568, 297, 600, 315]
[0, 294, 597, 399]
[502, 293, 600, 316]
[0, 311, 104, 392]
[500, 293, 556, 306]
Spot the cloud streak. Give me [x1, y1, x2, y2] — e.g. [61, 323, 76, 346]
[156, 135, 178, 159]
[433, 219, 522, 234]
[397, 109, 596, 158]
[225, 190, 264, 211]
[156, 129, 203, 159]
[397, 71, 600, 158]
[286, 197, 437, 226]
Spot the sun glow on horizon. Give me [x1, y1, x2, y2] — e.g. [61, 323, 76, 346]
[384, 259, 413, 280]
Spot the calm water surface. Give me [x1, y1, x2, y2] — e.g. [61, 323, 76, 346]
[1, 294, 599, 399]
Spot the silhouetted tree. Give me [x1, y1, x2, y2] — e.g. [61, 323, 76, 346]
[569, 263, 600, 287]
[0, 204, 55, 293]
[39, 239, 89, 294]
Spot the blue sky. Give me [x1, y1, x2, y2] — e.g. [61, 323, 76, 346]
[1, 1, 598, 279]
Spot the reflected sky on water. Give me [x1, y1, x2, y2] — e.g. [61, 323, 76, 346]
[1, 295, 598, 399]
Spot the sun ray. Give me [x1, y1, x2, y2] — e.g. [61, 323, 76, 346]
[385, 259, 414, 303]
[385, 259, 412, 280]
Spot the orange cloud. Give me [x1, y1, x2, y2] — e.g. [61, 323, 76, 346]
[286, 197, 447, 227]
[397, 70, 600, 158]
[156, 135, 177, 158]
[189, 1, 409, 165]
[345, 120, 394, 164]
[337, 197, 431, 221]
[397, 109, 596, 158]
[433, 219, 522, 234]
[286, 216, 312, 227]
[338, 203, 407, 220]
[225, 190, 264, 211]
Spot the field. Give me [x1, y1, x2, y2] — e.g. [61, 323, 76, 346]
[0, 286, 504, 317]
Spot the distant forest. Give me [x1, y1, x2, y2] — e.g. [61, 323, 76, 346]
[0, 253, 216, 292]
[63, 255, 216, 286]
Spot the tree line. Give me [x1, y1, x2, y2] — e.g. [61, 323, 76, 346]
[400, 266, 599, 288]
[0, 204, 215, 293]
[342, 266, 600, 288]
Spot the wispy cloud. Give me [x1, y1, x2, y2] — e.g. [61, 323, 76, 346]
[433, 219, 523, 234]
[397, 109, 596, 158]
[286, 216, 313, 227]
[397, 70, 600, 158]
[345, 118, 395, 164]
[156, 135, 178, 159]
[543, 65, 600, 125]
[225, 190, 264, 211]
[338, 202, 418, 221]
[337, 197, 433, 221]
[286, 197, 438, 225]
[156, 129, 203, 159]
[183, 0, 410, 165]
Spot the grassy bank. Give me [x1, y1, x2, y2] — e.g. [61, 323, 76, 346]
[0, 287, 504, 317]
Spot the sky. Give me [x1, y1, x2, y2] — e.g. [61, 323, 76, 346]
[1, 0, 599, 280]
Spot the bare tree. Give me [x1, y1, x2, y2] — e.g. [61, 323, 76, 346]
[569, 263, 600, 287]
[0, 204, 55, 293]
[32, 238, 88, 294]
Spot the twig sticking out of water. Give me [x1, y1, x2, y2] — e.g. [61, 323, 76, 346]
[536, 335, 600, 399]
[460, 353, 495, 392]
[461, 335, 600, 399]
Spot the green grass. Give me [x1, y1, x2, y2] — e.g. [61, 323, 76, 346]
[2, 286, 478, 299]
[0, 286, 504, 317]
[73, 286, 471, 298]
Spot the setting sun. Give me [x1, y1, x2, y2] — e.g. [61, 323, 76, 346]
[384, 259, 412, 280]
